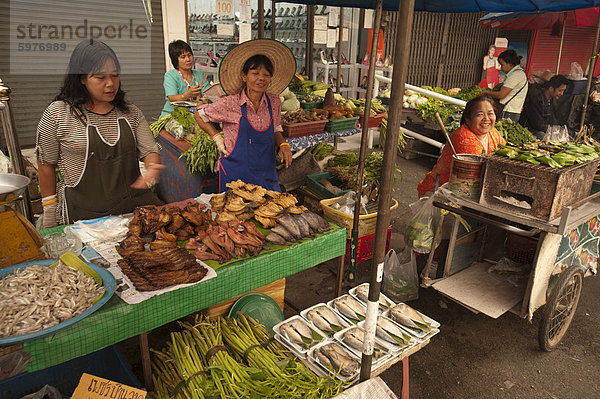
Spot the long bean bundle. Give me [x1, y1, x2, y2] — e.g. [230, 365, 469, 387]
[151, 315, 346, 398]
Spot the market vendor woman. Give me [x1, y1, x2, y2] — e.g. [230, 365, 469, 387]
[160, 40, 211, 118]
[193, 39, 294, 192]
[36, 39, 164, 228]
[418, 96, 506, 196]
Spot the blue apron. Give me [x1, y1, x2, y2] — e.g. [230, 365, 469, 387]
[218, 95, 280, 192]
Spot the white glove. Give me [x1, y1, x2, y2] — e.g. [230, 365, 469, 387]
[41, 194, 59, 229]
[131, 163, 165, 189]
[212, 134, 229, 156]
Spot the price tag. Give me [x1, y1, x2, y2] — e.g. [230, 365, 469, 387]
[72, 373, 147, 399]
[216, 0, 233, 16]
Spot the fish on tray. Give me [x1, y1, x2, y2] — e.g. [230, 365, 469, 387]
[279, 318, 323, 349]
[315, 342, 359, 378]
[376, 316, 413, 347]
[342, 328, 387, 360]
[354, 284, 393, 311]
[307, 306, 344, 333]
[389, 303, 431, 334]
[333, 296, 366, 322]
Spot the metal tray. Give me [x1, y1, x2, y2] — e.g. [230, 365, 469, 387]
[0, 259, 116, 345]
[0, 173, 30, 202]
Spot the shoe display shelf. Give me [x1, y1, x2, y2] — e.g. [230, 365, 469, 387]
[312, 62, 358, 97]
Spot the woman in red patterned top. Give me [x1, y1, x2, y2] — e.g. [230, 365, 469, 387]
[418, 96, 505, 196]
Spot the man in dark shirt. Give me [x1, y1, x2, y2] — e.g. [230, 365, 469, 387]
[519, 75, 570, 139]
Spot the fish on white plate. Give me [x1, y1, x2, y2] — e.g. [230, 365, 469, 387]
[307, 306, 344, 333]
[315, 342, 359, 377]
[354, 284, 393, 311]
[375, 316, 413, 347]
[279, 318, 323, 349]
[333, 296, 366, 323]
[341, 327, 388, 360]
[389, 303, 431, 334]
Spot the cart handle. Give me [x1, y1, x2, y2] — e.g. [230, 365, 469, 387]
[432, 201, 541, 237]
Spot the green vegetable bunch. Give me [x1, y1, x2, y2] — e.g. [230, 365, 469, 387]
[328, 152, 358, 167]
[180, 131, 220, 175]
[380, 115, 408, 151]
[459, 85, 482, 102]
[416, 98, 459, 124]
[149, 106, 196, 138]
[421, 85, 449, 96]
[309, 142, 335, 160]
[495, 119, 537, 146]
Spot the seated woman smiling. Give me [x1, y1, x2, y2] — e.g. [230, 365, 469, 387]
[418, 96, 505, 197]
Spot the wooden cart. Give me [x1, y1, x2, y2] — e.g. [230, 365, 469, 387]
[421, 190, 600, 350]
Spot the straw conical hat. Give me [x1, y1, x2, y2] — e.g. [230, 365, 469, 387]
[218, 39, 296, 95]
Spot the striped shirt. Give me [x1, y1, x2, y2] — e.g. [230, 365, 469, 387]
[36, 100, 160, 223]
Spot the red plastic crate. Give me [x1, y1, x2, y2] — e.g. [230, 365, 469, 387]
[356, 112, 386, 129]
[282, 120, 327, 138]
[345, 226, 392, 263]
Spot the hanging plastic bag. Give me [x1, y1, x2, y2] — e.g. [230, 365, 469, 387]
[567, 62, 584, 81]
[164, 118, 186, 139]
[544, 125, 569, 142]
[404, 196, 439, 254]
[382, 247, 419, 302]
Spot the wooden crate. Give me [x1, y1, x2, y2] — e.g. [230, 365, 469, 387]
[201, 278, 285, 318]
[480, 155, 599, 221]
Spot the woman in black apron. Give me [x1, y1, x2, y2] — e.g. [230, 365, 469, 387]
[36, 39, 163, 228]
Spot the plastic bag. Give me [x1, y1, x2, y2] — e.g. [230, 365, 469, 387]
[544, 125, 569, 142]
[382, 248, 419, 302]
[567, 62, 584, 81]
[0, 150, 11, 173]
[165, 118, 186, 139]
[404, 196, 438, 254]
[330, 191, 368, 215]
[20, 385, 63, 399]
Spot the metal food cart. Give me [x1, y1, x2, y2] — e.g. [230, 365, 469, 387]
[420, 158, 600, 351]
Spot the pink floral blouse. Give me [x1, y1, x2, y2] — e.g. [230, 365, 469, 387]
[196, 90, 282, 151]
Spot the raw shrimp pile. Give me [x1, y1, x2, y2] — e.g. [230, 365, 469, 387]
[0, 263, 105, 338]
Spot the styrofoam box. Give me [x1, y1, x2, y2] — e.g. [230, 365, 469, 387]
[308, 340, 360, 383]
[327, 294, 367, 325]
[272, 315, 327, 358]
[349, 282, 396, 314]
[300, 303, 352, 338]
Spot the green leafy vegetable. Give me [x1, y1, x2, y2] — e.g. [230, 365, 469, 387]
[180, 131, 220, 175]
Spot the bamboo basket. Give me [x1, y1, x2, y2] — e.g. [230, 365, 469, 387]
[320, 197, 398, 238]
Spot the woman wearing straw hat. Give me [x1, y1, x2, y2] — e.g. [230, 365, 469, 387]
[193, 39, 295, 192]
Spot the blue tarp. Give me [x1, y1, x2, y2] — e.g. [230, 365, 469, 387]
[284, 0, 600, 13]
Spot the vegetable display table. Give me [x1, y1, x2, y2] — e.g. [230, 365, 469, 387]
[286, 128, 361, 151]
[22, 225, 346, 384]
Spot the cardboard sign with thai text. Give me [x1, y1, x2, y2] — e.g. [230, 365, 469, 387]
[72, 373, 146, 399]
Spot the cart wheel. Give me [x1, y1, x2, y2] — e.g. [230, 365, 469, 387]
[538, 266, 584, 351]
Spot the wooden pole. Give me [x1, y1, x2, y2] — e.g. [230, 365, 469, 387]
[336, 7, 344, 93]
[306, 6, 315, 79]
[580, 11, 600, 131]
[258, 0, 264, 39]
[271, 1, 276, 39]
[359, 0, 415, 382]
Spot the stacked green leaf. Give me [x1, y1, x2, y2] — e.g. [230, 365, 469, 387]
[494, 142, 599, 168]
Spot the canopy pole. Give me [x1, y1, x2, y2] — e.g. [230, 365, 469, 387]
[359, 0, 415, 383]
[580, 10, 600, 132]
[258, 0, 264, 39]
[271, 1, 276, 39]
[349, 0, 383, 284]
[556, 13, 566, 74]
[306, 6, 315, 79]
[336, 7, 344, 93]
